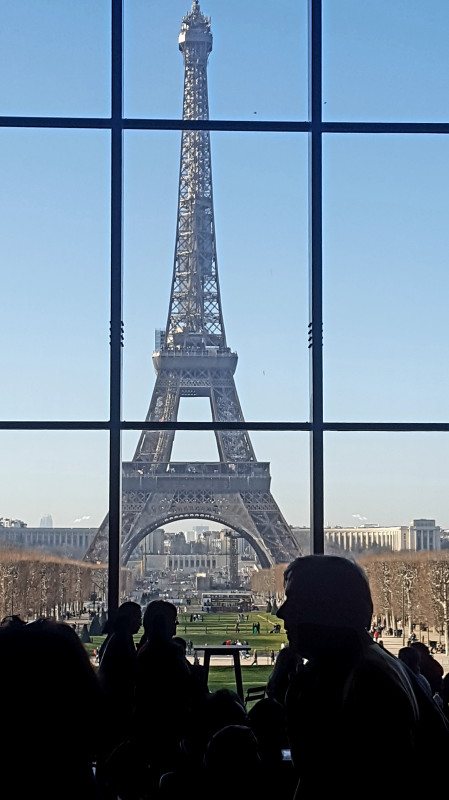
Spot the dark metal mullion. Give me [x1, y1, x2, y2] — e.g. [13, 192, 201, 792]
[108, 0, 124, 616]
[1, 420, 448, 432]
[308, 0, 324, 555]
[322, 122, 449, 135]
[324, 423, 449, 432]
[4, 116, 449, 136]
[0, 117, 311, 133]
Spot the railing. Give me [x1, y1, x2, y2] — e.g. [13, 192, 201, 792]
[122, 461, 270, 478]
[154, 346, 237, 357]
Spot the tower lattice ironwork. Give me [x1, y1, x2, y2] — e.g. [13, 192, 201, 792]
[86, 0, 299, 569]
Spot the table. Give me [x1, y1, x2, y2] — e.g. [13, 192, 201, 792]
[192, 644, 250, 701]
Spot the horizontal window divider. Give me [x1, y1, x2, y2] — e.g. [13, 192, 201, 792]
[0, 421, 111, 430]
[0, 116, 311, 133]
[3, 118, 449, 135]
[121, 421, 312, 431]
[0, 420, 311, 432]
[324, 422, 449, 432]
[0, 116, 113, 129]
[1, 421, 448, 432]
[323, 122, 449, 135]
[122, 119, 310, 133]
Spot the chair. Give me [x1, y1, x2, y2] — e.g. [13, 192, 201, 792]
[244, 685, 267, 707]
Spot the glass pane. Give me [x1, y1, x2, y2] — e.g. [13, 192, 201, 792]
[323, 135, 449, 422]
[0, 0, 110, 117]
[325, 433, 449, 658]
[121, 429, 308, 569]
[0, 129, 110, 420]
[124, 0, 307, 121]
[323, 0, 449, 122]
[0, 431, 108, 620]
[324, 433, 448, 542]
[124, 131, 308, 422]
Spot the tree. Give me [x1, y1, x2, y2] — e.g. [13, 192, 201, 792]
[80, 624, 91, 644]
[271, 598, 278, 615]
[427, 554, 449, 654]
[395, 558, 419, 640]
[363, 558, 394, 628]
[89, 614, 102, 636]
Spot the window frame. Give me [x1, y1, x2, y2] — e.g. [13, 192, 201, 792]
[1, 0, 448, 615]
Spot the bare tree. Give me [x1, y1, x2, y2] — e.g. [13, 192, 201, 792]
[0, 549, 111, 620]
[427, 553, 449, 654]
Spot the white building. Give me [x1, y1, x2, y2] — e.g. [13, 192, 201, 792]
[0, 526, 96, 557]
[292, 519, 441, 554]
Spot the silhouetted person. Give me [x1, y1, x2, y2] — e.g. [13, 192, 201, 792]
[173, 635, 187, 655]
[133, 601, 197, 780]
[98, 601, 142, 748]
[277, 555, 427, 799]
[203, 725, 262, 800]
[1, 614, 26, 628]
[398, 646, 432, 695]
[0, 618, 105, 799]
[266, 643, 301, 706]
[159, 688, 247, 799]
[198, 688, 247, 753]
[440, 673, 449, 722]
[248, 697, 295, 796]
[410, 641, 444, 697]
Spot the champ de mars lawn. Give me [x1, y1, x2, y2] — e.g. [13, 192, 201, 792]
[86, 612, 287, 694]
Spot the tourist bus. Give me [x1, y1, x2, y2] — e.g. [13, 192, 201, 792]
[201, 590, 254, 613]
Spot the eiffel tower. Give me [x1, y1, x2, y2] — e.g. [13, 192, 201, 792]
[86, 0, 299, 569]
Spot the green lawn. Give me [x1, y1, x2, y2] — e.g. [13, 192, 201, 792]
[175, 611, 287, 652]
[85, 611, 287, 660]
[207, 665, 273, 695]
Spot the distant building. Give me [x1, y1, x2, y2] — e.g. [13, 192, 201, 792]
[291, 519, 441, 554]
[0, 526, 96, 558]
[0, 518, 26, 528]
[39, 513, 53, 528]
[141, 528, 165, 554]
[192, 525, 209, 540]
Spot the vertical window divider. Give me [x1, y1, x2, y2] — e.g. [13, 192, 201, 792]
[308, 0, 324, 554]
[108, 0, 124, 613]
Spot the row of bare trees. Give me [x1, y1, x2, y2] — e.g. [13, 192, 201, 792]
[251, 552, 449, 653]
[360, 552, 449, 652]
[251, 563, 287, 601]
[0, 548, 108, 621]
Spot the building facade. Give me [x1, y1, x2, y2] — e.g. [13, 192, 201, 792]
[0, 525, 96, 558]
[292, 519, 441, 554]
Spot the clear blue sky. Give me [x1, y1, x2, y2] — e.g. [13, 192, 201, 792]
[1, 1, 448, 531]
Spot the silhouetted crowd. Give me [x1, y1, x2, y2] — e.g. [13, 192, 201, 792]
[2, 555, 449, 800]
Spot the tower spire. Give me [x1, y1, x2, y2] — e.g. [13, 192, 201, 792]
[165, 0, 221, 350]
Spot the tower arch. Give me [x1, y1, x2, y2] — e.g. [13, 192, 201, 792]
[121, 513, 272, 569]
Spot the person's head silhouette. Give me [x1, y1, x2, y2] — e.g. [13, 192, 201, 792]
[277, 555, 373, 659]
[112, 601, 142, 634]
[143, 600, 177, 642]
